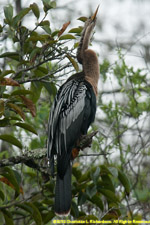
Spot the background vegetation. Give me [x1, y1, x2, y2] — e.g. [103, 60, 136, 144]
[0, 0, 150, 224]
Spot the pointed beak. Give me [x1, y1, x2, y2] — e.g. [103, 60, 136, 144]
[91, 5, 99, 21]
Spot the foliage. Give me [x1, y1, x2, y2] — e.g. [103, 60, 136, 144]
[0, 0, 150, 224]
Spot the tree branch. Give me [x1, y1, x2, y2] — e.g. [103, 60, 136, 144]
[0, 131, 98, 169]
[100, 85, 150, 95]
[17, 63, 71, 84]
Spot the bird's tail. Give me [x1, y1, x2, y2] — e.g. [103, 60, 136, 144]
[55, 163, 72, 216]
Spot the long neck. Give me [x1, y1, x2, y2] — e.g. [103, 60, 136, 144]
[77, 22, 99, 96]
[77, 24, 93, 64]
[83, 49, 99, 96]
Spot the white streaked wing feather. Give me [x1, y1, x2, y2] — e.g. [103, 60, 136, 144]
[48, 79, 87, 156]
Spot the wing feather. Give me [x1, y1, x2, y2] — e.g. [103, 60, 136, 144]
[47, 79, 87, 158]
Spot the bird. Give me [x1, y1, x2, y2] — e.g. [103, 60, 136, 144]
[47, 6, 99, 216]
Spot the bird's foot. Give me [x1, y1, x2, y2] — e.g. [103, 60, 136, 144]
[77, 131, 98, 150]
[71, 131, 98, 159]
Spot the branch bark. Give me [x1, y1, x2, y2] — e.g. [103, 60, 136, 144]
[0, 131, 98, 169]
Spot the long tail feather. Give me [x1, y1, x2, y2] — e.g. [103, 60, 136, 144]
[55, 164, 72, 216]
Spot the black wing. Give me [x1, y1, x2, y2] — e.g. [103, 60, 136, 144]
[47, 78, 96, 178]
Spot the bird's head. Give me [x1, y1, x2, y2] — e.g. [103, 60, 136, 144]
[77, 6, 99, 64]
[84, 5, 99, 32]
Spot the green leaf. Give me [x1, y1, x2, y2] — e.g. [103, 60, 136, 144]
[101, 210, 119, 220]
[50, 1, 56, 8]
[100, 59, 110, 81]
[78, 191, 87, 205]
[69, 27, 82, 34]
[78, 170, 90, 183]
[77, 16, 87, 22]
[0, 52, 19, 61]
[134, 188, 150, 202]
[0, 100, 4, 117]
[90, 194, 104, 211]
[16, 202, 42, 225]
[1, 209, 14, 225]
[0, 118, 10, 127]
[0, 167, 20, 195]
[66, 55, 79, 72]
[9, 116, 22, 121]
[11, 89, 33, 96]
[11, 209, 27, 217]
[0, 70, 15, 79]
[86, 184, 97, 198]
[37, 66, 48, 74]
[80, 215, 98, 221]
[43, 0, 56, 12]
[14, 122, 38, 135]
[27, 34, 49, 42]
[59, 34, 76, 40]
[16, 203, 33, 214]
[108, 167, 118, 178]
[42, 82, 57, 96]
[13, 8, 31, 27]
[25, 203, 42, 225]
[0, 134, 22, 149]
[30, 82, 43, 103]
[13, 170, 22, 185]
[7, 103, 25, 120]
[118, 170, 131, 195]
[0, 24, 3, 33]
[39, 20, 50, 26]
[72, 166, 82, 180]
[101, 174, 115, 193]
[43, 211, 55, 224]
[41, 25, 51, 34]
[30, 3, 40, 19]
[0, 190, 5, 201]
[51, 30, 59, 37]
[100, 165, 112, 176]
[39, 20, 51, 34]
[91, 167, 100, 183]
[71, 201, 79, 218]
[29, 47, 41, 61]
[98, 188, 119, 203]
[4, 5, 13, 25]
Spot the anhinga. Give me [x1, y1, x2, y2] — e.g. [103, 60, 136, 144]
[47, 7, 99, 216]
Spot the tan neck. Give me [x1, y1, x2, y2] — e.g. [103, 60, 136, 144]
[83, 49, 99, 96]
[77, 22, 95, 64]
